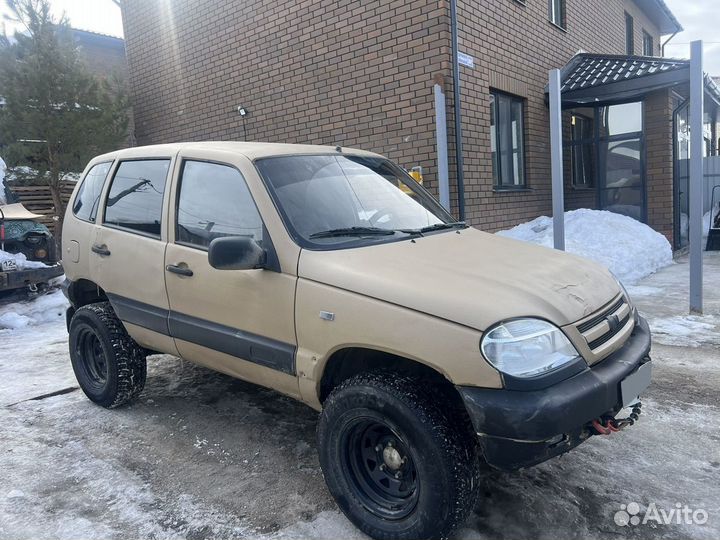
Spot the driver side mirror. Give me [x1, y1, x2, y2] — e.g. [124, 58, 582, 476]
[208, 236, 266, 270]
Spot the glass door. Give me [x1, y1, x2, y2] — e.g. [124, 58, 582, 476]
[597, 102, 646, 222]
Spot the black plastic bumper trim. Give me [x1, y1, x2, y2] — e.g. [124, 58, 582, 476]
[458, 316, 652, 442]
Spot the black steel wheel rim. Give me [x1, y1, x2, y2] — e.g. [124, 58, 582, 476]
[340, 417, 419, 520]
[75, 327, 108, 390]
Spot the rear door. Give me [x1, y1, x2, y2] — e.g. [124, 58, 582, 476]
[163, 153, 299, 398]
[93, 156, 177, 355]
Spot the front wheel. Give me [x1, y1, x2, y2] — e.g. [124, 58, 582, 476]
[317, 371, 481, 540]
[69, 302, 146, 408]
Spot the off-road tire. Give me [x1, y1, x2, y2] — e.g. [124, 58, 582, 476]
[69, 301, 146, 408]
[317, 371, 481, 540]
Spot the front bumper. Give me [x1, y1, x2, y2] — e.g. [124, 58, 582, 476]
[458, 316, 652, 471]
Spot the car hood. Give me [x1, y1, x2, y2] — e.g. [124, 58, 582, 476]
[298, 227, 620, 331]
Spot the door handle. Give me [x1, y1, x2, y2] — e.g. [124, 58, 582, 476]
[91, 244, 111, 256]
[166, 264, 193, 277]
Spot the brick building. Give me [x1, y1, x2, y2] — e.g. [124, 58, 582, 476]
[119, 0, 720, 248]
[72, 28, 127, 82]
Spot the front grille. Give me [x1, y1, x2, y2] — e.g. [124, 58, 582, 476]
[575, 295, 632, 354]
[587, 312, 630, 349]
[577, 297, 624, 333]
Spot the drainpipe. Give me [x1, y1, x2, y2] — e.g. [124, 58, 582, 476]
[661, 31, 678, 57]
[450, 0, 466, 221]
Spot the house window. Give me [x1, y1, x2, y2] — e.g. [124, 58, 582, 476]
[490, 91, 526, 189]
[642, 31, 654, 56]
[625, 12, 634, 55]
[570, 112, 595, 189]
[549, 0, 566, 28]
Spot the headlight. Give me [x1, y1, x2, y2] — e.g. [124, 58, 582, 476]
[481, 319, 581, 378]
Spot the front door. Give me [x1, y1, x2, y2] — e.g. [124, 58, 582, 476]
[163, 157, 299, 398]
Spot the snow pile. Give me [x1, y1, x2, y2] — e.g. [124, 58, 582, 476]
[497, 209, 673, 285]
[0, 289, 68, 330]
[0, 249, 49, 270]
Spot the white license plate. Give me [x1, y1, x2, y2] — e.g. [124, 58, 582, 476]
[1, 259, 17, 272]
[621, 361, 652, 407]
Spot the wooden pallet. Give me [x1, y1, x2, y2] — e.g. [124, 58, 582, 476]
[7, 183, 76, 229]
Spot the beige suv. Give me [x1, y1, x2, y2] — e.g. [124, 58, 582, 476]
[62, 142, 652, 540]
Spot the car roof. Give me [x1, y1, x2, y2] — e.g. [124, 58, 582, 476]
[91, 141, 383, 162]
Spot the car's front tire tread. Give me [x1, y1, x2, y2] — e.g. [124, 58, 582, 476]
[318, 370, 481, 540]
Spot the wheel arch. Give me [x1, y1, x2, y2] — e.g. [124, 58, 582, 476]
[318, 347, 468, 418]
[64, 278, 109, 329]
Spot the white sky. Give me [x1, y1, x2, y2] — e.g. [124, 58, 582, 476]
[1, 0, 123, 38]
[0, 0, 717, 74]
[656, 0, 719, 75]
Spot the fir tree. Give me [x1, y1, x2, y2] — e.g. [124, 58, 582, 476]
[0, 0, 128, 244]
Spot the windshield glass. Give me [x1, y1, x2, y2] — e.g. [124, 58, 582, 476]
[255, 154, 455, 248]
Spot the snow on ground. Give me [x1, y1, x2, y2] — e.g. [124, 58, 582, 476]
[628, 251, 720, 349]
[0, 247, 718, 540]
[0, 289, 68, 330]
[498, 209, 673, 285]
[1, 315, 718, 539]
[649, 314, 720, 348]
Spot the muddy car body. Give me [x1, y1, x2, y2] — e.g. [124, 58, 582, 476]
[62, 142, 652, 539]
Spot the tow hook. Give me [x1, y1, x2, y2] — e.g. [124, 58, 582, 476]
[589, 402, 642, 435]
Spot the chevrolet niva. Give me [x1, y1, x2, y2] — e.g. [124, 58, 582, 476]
[62, 142, 651, 540]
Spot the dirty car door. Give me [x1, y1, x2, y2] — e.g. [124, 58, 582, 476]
[93, 156, 177, 355]
[163, 154, 299, 398]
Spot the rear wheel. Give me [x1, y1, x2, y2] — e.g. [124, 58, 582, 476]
[318, 371, 481, 540]
[69, 302, 146, 408]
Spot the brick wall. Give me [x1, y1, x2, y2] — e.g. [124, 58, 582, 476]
[121, 0, 669, 235]
[453, 0, 662, 232]
[644, 88, 675, 243]
[121, 0, 451, 197]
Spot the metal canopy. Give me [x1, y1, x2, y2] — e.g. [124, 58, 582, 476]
[547, 54, 720, 108]
[548, 44, 709, 313]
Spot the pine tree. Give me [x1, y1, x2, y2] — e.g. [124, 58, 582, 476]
[0, 0, 129, 245]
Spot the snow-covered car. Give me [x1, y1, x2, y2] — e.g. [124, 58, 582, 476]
[61, 142, 653, 540]
[0, 203, 63, 294]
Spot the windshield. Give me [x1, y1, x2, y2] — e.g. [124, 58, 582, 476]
[255, 154, 456, 248]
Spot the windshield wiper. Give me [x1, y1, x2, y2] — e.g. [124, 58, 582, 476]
[309, 227, 398, 239]
[400, 222, 467, 235]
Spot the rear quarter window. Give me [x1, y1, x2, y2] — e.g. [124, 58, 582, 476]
[72, 161, 113, 222]
[103, 159, 170, 238]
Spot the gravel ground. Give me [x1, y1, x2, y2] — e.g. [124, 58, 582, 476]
[1, 254, 719, 539]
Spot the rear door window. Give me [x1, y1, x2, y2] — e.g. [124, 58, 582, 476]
[72, 161, 112, 222]
[175, 160, 264, 249]
[103, 159, 170, 238]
